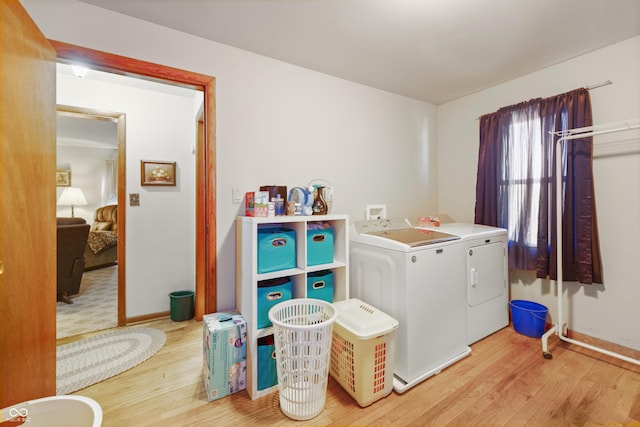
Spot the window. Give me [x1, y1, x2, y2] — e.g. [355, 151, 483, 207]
[475, 88, 602, 283]
[503, 111, 542, 247]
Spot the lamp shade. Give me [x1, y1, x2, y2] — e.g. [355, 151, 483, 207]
[57, 187, 88, 207]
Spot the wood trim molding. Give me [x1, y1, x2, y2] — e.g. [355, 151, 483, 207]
[50, 40, 213, 88]
[203, 82, 217, 317]
[565, 328, 640, 361]
[51, 40, 217, 320]
[127, 312, 171, 325]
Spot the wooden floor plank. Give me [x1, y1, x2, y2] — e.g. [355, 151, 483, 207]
[60, 319, 640, 426]
[507, 345, 597, 426]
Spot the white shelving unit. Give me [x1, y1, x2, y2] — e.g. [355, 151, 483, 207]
[236, 214, 350, 400]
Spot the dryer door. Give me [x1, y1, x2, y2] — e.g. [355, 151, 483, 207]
[467, 241, 506, 306]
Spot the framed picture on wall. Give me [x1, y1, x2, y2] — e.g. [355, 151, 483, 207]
[56, 170, 71, 187]
[140, 160, 176, 186]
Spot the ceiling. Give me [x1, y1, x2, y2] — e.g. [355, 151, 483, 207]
[57, 113, 117, 149]
[79, 0, 640, 105]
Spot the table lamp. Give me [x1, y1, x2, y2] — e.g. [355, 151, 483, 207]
[57, 187, 88, 218]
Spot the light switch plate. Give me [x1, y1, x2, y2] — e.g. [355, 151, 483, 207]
[232, 188, 242, 204]
[130, 193, 140, 206]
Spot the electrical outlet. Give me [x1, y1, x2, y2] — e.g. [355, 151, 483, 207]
[366, 204, 387, 220]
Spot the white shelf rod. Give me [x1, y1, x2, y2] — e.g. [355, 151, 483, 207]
[550, 118, 640, 138]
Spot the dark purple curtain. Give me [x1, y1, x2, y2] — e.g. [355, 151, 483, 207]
[474, 88, 602, 284]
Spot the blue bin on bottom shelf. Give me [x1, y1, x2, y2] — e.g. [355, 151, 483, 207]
[307, 270, 334, 303]
[257, 335, 278, 390]
[257, 277, 292, 329]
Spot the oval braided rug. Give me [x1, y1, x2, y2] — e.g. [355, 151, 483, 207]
[57, 327, 166, 395]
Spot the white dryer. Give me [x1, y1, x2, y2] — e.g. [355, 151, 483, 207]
[349, 218, 471, 393]
[410, 221, 509, 344]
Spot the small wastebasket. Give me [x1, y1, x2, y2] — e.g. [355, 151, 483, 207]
[268, 298, 337, 421]
[169, 290, 194, 322]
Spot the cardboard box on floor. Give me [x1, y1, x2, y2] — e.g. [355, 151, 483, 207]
[203, 312, 247, 401]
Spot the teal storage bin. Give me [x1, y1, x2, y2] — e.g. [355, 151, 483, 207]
[258, 227, 296, 273]
[307, 270, 334, 303]
[307, 227, 334, 266]
[257, 277, 292, 329]
[257, 335, 278, 390]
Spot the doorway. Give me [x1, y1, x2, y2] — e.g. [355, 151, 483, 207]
[55, 104, 125, 338]
[52, 40, 217, 323]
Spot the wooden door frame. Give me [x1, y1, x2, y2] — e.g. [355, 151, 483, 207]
[51, 40, 216, 320]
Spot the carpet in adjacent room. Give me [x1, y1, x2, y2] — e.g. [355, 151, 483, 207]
[57, 265, 118, 339]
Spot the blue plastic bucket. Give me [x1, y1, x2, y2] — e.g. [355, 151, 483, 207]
[509, 300, 548, 338]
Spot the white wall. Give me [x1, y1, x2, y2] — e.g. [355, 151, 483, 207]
[56, 145, 116, 222]
[438, 36, 640, 350]
[23, 1, 439, 312]
[57, 70, 200, 318]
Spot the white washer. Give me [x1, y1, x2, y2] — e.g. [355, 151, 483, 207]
[349, 218, 471, 393]
[410, 221, 509, 344]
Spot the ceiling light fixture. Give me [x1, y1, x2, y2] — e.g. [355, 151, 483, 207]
[71, 64, 89, 78]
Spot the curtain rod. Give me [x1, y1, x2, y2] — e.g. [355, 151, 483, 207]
[476, 80, 614, 120]
[586, 79, 613, 90]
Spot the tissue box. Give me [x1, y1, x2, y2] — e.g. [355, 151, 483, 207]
[245, 191, 269, 217]
[203, 312, 247, 401]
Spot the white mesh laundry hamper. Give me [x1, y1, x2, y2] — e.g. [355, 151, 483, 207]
[268, 298, 337, 421]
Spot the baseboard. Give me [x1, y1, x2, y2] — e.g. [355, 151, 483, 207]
[563, 328, 640, 361]
[127, 311, 170, 325]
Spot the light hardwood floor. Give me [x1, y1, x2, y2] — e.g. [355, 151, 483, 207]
[62, 318, 640, 426]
